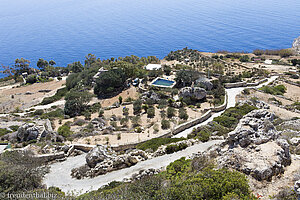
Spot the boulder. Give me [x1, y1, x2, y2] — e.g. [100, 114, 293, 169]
[86, 145, 115, 168]
[179, 87, 207, 100]
[17, 123, 48, 142]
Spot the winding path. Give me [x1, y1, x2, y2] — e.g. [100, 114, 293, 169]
[44, 140, 223, 195]
[173, 76, 278, 138]
[44, 76, 278, 195]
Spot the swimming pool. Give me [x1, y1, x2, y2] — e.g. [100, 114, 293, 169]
[151, 78, 176, 88]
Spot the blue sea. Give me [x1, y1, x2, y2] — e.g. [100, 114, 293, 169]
[0, 0, 300, 78]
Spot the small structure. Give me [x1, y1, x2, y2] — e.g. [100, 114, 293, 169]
[145, 64, 162, 71]
[264, 59, 272, 65]
[289, 69, 298, 75]
[93, 67, 108, 80]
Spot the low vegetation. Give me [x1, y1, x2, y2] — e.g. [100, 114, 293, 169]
[136, 138, 186, 152]
[77, 157, 256, 200]
[259, 84, 287, 95]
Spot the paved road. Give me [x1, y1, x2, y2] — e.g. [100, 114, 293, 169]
[44, 140, 223, 195]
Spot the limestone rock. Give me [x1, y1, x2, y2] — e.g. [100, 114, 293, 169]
[17, 123, 49, 142]
[292, 36, 300, 54]
[228, 109, 277, 147]
[85, 145, 114, 168]
[179, 87, 207, 100]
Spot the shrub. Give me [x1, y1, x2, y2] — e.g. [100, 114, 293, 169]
[178, 108, 188, 120]
[165, 143, 188, 154]
[167, 107, 176, 118]
[136, 138, 185, 151]
[0, 128, 11, 137]
[41, 108, 64, 119]
[57, 125, 73, 138]
[0, 150, 47, 193]
[166, 157, 191, 178]
[147, 107, 155, 118]
[259, 84, 286, 95]
[33, 109, 44, 116]
[98, 109, 104, 117]
[133, 99, 142, 114]
[161, 119, 170, 130]
[213, 104, 257, 128]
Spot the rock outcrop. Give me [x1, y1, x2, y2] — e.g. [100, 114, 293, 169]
[71, 139, 198, 179]
[217, 109, 291, 181]
[292, 36, 300, 54]
[17, 122, 51, 142]
[179, 87, 207, 100]
[228, 109, 277, 147]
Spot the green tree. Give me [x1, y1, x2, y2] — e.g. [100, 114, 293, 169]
[85, 53, 97, 68]
[68, 61, 84, 73]
[179, 108, 188, 120]
[167, 107, 176, 118]
[147, 107, 155, 118]
[37, 58, 49, 71]
[49, 60, 56, 66]
[64, 90, 92, 117]
[94, 68, 126, 96]
[133, 99, 142, 114]
[14, 58, 30, 75]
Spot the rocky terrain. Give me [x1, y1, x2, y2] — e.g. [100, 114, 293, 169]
[71, 139, 198, 179]
[293, 36, 300, 54]
[198, 109, 300, 199]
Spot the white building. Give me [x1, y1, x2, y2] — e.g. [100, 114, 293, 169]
[145, 64, 162, 71]
[264, 59, 272, 65]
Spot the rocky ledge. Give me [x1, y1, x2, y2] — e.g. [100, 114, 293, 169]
[71, 139, 198, 179]
[216, 109, 291, 181]
[293, 36, 300, 54]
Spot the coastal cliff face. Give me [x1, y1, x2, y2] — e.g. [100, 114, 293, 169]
[292, 36, 300, 54]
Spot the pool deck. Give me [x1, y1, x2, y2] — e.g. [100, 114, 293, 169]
[150, 77, 176, 88]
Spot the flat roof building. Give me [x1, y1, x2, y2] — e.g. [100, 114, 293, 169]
[145, 64, 162, 70]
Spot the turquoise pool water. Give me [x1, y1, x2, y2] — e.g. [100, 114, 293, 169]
[152, 78, 175, 87]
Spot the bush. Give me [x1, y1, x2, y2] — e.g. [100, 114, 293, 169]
[57, 125, 73, 138]
[178, 108, 188, 120]
[147, 107, 155, 118]
[41, 108, 64, 119]
[133, 99, 142, 114]
[167, 107, 176, 118]
[259, 84, 286, 95]
[0, 151, 47, 193]
[213, 104, 257, 128]
[161, 119, 170, 130]
[0, 128, 11, 137]
[166, 157, 191, 178]
[40, 88, 66, 105]
[26, 75, 37, 84]
[136, 138, 185, 151]
[33, 109, 44, 116]
[165, 143, 188, 154]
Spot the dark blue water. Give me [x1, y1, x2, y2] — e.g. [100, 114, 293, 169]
[1, 0, 300, 78]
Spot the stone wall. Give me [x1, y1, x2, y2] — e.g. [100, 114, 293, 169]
[211, 93, 228, 112]
[224, 78, 268, 89]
